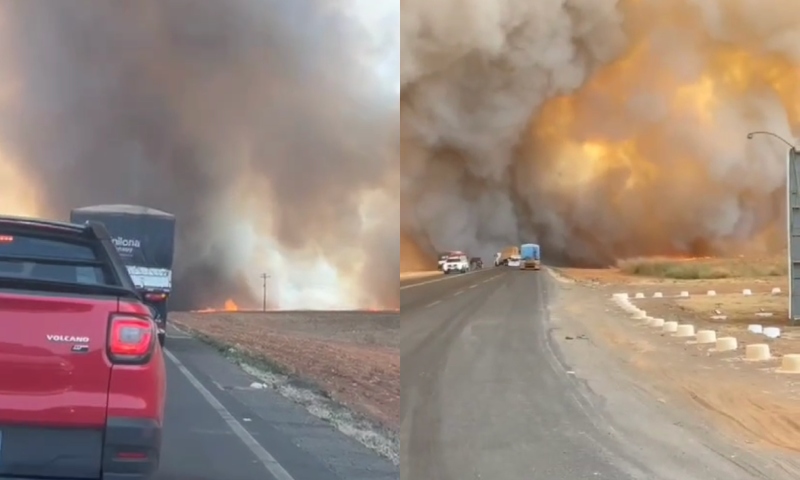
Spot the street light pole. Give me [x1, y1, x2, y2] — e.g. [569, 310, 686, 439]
[746, 131, 797, 151]
[260, 273, 270, 312]
[747, 131, 800, 325]
[748, 130, 800, 193]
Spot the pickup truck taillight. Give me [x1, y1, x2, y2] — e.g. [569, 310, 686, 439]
[107, 315, 155, 364]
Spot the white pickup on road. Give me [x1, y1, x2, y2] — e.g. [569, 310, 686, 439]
[442, 254, 470, 274]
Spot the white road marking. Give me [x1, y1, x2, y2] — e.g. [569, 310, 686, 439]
[426, 300, 441, 308]
[453, 290, 463, 296]
[166, 324, 192, 338]
[400, 268, 491, 290]
[164, 349, 296, 480]
[468, 284, 477, 289]
[168, 332, 192, 339]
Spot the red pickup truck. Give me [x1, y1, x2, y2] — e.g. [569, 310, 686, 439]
[0, 215, 166, 480]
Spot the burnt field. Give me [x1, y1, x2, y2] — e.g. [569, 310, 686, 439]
[171, 310, 400, 429]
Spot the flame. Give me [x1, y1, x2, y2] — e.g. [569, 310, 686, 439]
[224, 299, 239, 311]
[192, 298, 240, 313]
[523, 2, 800, 259]
[400, 0, 800, 269]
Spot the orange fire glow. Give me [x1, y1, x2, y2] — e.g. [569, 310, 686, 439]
[192, 298, 240, 313]
[224, 299, 239, 311]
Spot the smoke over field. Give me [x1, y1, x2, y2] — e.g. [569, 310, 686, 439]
[0, 0, 398, 309]
[401, 0, 799, 268]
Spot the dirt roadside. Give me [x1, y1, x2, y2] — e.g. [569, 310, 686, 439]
[400, 271, 441, 280]
[551, 266, 800, 456]
[171, 311, 400, 431]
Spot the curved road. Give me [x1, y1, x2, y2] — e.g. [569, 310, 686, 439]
[157, 328, 398, 480]
[401, 267, 800, 480]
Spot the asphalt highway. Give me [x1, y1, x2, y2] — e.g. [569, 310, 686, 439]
[400, 267, 800, 480]
[156, 327, 398, 480]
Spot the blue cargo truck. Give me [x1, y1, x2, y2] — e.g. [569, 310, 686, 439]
[520, 243, 540, 270]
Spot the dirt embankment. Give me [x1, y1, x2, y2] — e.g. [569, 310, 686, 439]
[172, 311, 400, 430]
[554, 256, 800, 456]
[400, 271, 441, 280]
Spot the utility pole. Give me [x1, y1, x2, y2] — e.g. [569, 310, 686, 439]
[260, 273, 270, 312]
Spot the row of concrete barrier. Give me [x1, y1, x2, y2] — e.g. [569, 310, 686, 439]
[611, 293, 800, 374]
[622, 288, 781, 299]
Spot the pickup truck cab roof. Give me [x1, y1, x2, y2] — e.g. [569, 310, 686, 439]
[71, 204, 174, 218]
[0, 215, 140, 299]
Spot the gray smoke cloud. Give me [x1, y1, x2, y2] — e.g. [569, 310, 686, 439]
[0, 0, 398, 309]
[401, 0, 800, 268]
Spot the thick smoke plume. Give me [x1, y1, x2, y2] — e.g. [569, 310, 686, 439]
[0, 0, 398, 309]
[401, 0, 800, 268]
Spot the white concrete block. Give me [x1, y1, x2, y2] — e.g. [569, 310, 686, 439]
[713, 337, 738, 352]
[662, 321, 678, 333]
[778, 354, 800, 373]
[649, 318, 665, 327]
[674, 324, 696, 337]
[745, 344, 770, 361]
[695, 330, 717, 344]
[763, 327, 781, 339]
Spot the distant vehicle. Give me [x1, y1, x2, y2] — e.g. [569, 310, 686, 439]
[520, 243, 541, 270]
[442, 254, 469, 274]
[507, 254, 521, 268]
[0, 215, 165, 479]
[469, 257, 483, 270]
[70, 204, 175, 346]
[496, 246, 520, 266]
[437, 252, 450, 270]
[438, 251, 465, 271]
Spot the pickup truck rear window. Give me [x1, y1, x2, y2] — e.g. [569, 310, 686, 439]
[0, 233, 115, 286]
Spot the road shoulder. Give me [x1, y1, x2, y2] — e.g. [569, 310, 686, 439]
[171, 311, 399, 430]
[545, 273, 800, 479]
[165, 330, 399, 479]
[159, 351, 281, 479]
[167, 314, 400, 469]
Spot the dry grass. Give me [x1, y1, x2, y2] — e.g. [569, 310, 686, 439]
[675, 293, 788, 326]
[617, 256, 786, 280]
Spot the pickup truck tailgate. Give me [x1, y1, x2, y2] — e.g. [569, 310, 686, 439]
[0, 291, 115, 478]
